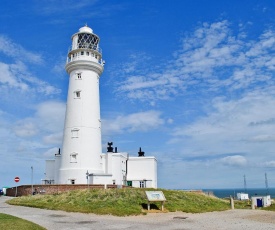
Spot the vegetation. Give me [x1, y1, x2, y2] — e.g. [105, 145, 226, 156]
[231, 199, 252, 209]
[0, 213, 46, 230]
[7, 188, 230, 216]
[263, 204, 275, 211]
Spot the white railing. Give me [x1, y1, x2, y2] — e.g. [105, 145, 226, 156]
[66, 55, 105, 66]
[68, 45, 102, 54]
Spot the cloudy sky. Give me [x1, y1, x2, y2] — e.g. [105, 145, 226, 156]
[1, 0, 275, 189]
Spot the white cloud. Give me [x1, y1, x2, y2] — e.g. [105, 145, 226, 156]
[102, 110, 164, 134]
[0, 34, 61, 97]
[43, 147, 60, 158]
[264, 161, 275, 168]
[167, 118, 174, 124]
[35, 101, 66, 133]
[220, 155, 247, 167]
[43, 132, 63, 145]
[0, 62, 29, 91]
[168, 92, 275, 168]
[0, 35, 43, 64]
[13, 120, 37, 137]
[113, 20, 275, 103]
[11, 101, 66, 147]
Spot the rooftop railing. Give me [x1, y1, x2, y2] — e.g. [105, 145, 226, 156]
[68, 45, 102, 54]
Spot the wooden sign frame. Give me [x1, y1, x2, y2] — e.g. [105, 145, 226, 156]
[145, 191, 166, 211]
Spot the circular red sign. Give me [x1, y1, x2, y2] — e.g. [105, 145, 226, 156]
[14, 177, 20, 183]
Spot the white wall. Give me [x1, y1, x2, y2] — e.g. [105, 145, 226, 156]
[45, 160, 55, 181]
[111, 153, 128, 185]
[89, 174, 112, 184]
[251, 195, 271, 207]
[127, 157, 157, 188]
[237, 193, 249, 200]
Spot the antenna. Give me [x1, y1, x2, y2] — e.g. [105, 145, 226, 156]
[265, 172, 269, 195]
[243, 174, 247, 193]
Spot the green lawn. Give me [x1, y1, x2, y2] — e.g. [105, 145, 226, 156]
[7, 188, 230, 216]
[0, 213, 46, 230]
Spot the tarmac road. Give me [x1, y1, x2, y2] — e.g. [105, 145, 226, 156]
[1, 196, 275, 230]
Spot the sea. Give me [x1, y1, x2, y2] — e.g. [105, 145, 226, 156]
[202, 188, 275, 199]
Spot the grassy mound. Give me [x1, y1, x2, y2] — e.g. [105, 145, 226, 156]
[0, 213, 46, 230]
[7, 188, 230, 216]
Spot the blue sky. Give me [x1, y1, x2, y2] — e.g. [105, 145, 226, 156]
[1, 0, 275, 189]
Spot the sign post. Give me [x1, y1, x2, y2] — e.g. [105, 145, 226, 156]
[145, 191, 166, 211]
[86, 170, 89, 190]
[14, 176, 20, 197]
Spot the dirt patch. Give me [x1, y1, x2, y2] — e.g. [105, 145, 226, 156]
[245, 212, 275, 224]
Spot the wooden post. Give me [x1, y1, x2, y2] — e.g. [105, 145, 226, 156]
[230, 196, 234, 209]
[251, 198, 255, 209]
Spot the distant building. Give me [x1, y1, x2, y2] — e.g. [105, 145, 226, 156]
[236, 193, 249, 200]
[43, 25, 157, 188]
[251, 195, 271, 208]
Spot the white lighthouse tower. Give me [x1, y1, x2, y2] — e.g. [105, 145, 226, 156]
[58, 25, 105, 184]
[43, 25, 157, 188]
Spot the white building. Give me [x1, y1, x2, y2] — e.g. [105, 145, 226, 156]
[44, 25, 157, 188]
[251, 195, 271, 208]
[236, 193, 249, 200]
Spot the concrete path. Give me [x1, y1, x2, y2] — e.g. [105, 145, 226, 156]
[1, 196, 275, 229]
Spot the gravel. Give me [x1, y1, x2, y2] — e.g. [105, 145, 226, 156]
[1, 196, 275, 230]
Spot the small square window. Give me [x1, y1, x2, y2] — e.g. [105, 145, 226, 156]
[81, 51, 84, 55]
[77, 73, 81, 79]
[71, 128, 79, 138]
[74, 90, 81, 98]
[70, 153, 78, 163]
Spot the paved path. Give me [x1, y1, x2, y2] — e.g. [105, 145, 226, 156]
[1, 196, 275, 229]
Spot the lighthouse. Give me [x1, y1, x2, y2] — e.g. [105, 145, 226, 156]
[58, 25, 105, 184]
[44, 25, 157, 188]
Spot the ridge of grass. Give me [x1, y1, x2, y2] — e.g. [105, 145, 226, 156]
[0, 213, 46, 230]
[7, 188, 230, 216]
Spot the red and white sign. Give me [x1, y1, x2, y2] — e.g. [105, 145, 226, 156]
[14, 176, 20, 183]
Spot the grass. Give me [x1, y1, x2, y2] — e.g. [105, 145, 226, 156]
[263, 204, 275, 211]
[7, 188, 230, 216]
[0, 213, 46, 230]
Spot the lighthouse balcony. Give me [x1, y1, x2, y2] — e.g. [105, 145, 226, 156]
[68, 45, 102, 54]
[67, 49, 104, 66]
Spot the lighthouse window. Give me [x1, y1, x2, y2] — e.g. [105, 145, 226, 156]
[76, 73, 81, 79]
[70, 153, 78, 163]
[71, 128, 79, 138]
[78, 33, 99, 49]
[74, 90, 81, 98]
